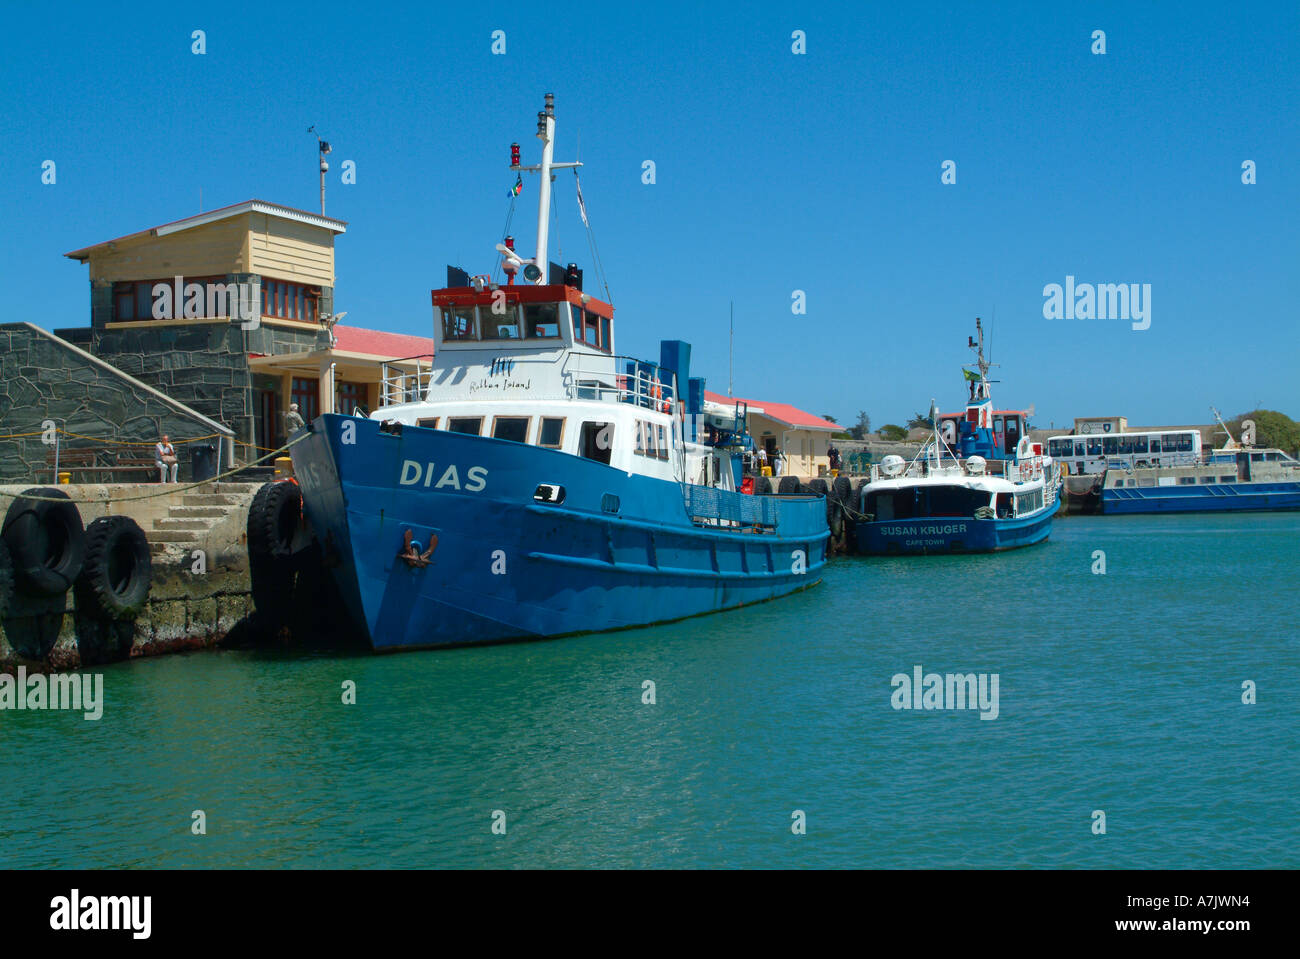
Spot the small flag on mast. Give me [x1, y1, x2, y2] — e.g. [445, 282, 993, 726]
[575, 171, 589, 227]
[962, 368, 980, 382]
[509, 174, 522, 197]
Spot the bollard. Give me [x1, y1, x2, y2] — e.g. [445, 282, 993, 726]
[58, 471, 72, 485]
[274, 456, 295, 478]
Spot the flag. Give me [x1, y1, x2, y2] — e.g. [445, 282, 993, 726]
[509, 174, 522, 197]
[575, 172, 589, 227]
[962, 368, 980, 382]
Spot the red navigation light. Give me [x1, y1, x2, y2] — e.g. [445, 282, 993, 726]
[510, 142, 520, 166]
[504, 235, 515, 250]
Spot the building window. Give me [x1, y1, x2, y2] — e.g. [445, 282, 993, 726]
[291, 377, 320, 422]
[262, 278, 320, 321]
[336, 380, 367, 416]
[111, 276, 229, 322]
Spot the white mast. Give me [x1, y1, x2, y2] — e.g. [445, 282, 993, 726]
[502, 93, 582, 285]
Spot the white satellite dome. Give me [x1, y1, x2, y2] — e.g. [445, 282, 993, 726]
[966, 455, 987, 475]
[880, 454, 906, 477]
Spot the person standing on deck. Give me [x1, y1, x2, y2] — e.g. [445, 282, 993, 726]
[155, 435, 179, 483]
[757, 446, 768, 475]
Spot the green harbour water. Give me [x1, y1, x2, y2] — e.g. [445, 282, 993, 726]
[2, 512, 1296, 869]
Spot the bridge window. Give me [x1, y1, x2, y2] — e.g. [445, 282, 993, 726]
[538, 417, 565, 449]
[442, 305, 476, 340]
[447, 417, 482, 436]
[484, 304, 521, 339]
[524, 302, 562, 338]
[580, 422, 613, 464]
[417, 417, 439, 429]
[492, 416, 529, 443]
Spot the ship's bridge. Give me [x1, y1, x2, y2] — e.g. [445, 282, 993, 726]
[432, 283, 614, 355]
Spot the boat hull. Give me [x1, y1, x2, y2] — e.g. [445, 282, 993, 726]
[289, 415, 830, 650]
[1101, 482, 1300, 514]
[854, 499, 1061, 555]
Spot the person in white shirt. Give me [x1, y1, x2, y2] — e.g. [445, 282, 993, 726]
[155, 435, 179, 483]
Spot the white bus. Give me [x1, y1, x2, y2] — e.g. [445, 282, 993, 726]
[1046, 429, 1202, 475]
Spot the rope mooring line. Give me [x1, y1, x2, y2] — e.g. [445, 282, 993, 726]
[0, 433, 312, 505]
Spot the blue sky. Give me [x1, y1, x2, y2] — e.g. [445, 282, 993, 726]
[1, 0, 1295, 430]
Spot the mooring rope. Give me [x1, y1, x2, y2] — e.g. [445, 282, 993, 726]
[0, 433, 312, 505]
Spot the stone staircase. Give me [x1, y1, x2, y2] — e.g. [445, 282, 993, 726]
[147, 482, 261, 562]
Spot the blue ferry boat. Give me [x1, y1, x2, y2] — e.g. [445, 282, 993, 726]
[854, 319, 1063, 555]
[286, 95, 829, 650]
[1100, 409, 1300, 514]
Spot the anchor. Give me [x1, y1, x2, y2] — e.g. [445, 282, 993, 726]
[397, 528, 437, 568]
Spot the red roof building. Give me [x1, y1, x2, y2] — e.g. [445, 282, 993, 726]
[704, 390, 843, 477]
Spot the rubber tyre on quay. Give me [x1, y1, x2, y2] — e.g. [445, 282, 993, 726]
[753, 475, 773, 495]
[778, 475, 801, 495]
[248, 481, 302, 560]
[808, 478, 828, 498]
[1, 487, 85, 597]
[832, 476, 853, 514]
[74, 516, 152, 620]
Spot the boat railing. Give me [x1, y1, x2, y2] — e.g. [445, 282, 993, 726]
[562, 353, 679, 412]
[683, 484, 780, 531]
[379, 355, 436, 407]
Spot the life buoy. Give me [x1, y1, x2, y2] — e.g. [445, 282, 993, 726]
[74, 516, 152, 620]
[1, 487, 86, 597]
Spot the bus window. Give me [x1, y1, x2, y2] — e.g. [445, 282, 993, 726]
[1179, 435, 1194, 452]
[1149, 438, 1161, 453]
[1086, 438, 1101, 456]
[1133, 435, 1149, 453]
[1118, 436, 1132, 454]
[1074, 442, 1085, 457]
[1162, 434, 1180, 453]
[1103, 436, 1118, 455]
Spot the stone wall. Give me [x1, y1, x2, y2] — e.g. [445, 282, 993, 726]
[0, 323, 233, 484]
[85, 317, 325, 449]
